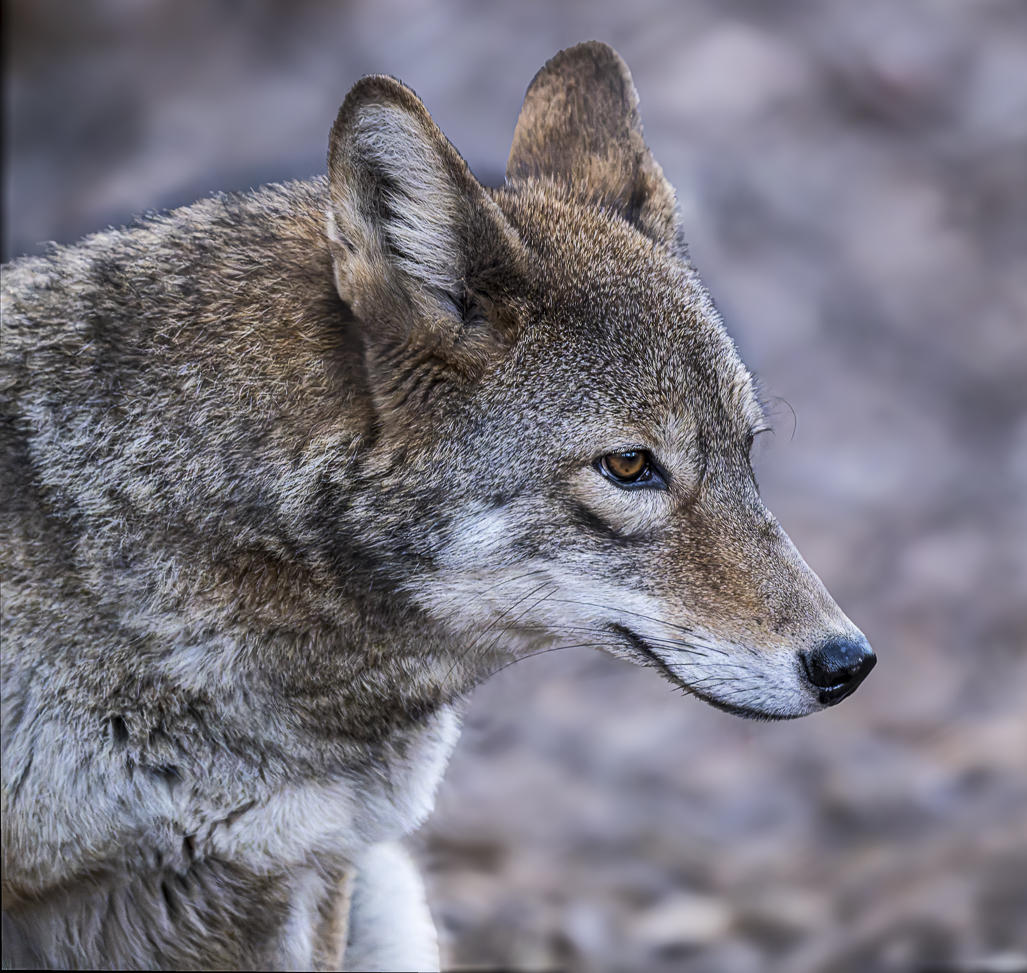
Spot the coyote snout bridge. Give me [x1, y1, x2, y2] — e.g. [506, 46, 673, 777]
[1, 41, 874, 971]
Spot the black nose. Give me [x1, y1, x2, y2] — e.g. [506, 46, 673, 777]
[802, 636, 876, 705]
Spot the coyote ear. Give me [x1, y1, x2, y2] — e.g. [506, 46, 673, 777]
[327, 75, 526, 378]
[506, 41, 682, 252]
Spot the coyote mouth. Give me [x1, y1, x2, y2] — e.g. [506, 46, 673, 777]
[606, 623, 806, 722]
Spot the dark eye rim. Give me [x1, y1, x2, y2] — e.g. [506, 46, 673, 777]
[594, 450, 668, 490]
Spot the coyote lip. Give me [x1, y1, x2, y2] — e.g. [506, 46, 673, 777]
[698, 694, 806, 722]
[812, 666, 875, 707]
[606, 624, 805, 722]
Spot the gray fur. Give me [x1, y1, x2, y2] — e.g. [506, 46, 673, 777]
[1, 42, 871, 970]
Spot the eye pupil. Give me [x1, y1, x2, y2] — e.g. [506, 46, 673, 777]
[604, 451, 648, 482]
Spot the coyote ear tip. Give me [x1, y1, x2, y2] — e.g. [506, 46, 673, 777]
[345, 73, 412, 102]
[329, 75, 435, 179]
[543, 40, 623, 65]
[332, 75, 425, 135]
[530, 40, 633, 89]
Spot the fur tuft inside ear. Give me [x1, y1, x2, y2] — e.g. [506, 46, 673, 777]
[327, 76, 524, 330]
[506, 41, 683, 253]
[326, 77, 528, 412]
[334, 99, 462, 294]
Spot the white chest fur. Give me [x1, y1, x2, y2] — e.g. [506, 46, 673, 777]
[204, 705, 462, 869]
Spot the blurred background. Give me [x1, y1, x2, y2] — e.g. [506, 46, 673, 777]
[5, 1, 1026, 970]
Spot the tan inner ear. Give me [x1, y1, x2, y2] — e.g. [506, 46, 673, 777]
[327, 77, 473, 305]
[506, 41, 645, 184]
[504, 41, 680, 249]
[323, 74, 531, 402]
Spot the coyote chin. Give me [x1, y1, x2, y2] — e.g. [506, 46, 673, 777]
[1, 41, 874, 971]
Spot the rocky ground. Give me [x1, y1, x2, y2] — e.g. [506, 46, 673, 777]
[5, 1, 1027, 971]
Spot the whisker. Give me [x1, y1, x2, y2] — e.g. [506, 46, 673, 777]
[481, 640, 608, 680]
[466, 583, 558, 671]
[543, 598, 734, 658]
[440, 578, 559, 692]
[418, 567, 552, 620]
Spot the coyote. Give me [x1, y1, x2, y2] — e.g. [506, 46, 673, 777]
[1, 41, 875, 971]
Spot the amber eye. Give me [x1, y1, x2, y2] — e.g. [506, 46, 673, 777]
[600, 451, 651, 484]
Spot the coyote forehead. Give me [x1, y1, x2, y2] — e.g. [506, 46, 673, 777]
[493, 189, 765, 443]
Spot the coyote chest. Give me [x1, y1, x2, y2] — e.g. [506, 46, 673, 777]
[200, 706, 462, 868]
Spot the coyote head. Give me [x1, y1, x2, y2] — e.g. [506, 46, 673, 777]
[325, 42, 875, 719]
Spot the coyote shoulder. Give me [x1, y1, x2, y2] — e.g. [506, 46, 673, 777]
[1, 41, 874, 971]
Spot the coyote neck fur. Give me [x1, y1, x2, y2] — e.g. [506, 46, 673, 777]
[4, 174, 502, 697]
[1, 179, 482, 966]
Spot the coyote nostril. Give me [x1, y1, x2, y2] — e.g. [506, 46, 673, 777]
[802, 636, 876, 705]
